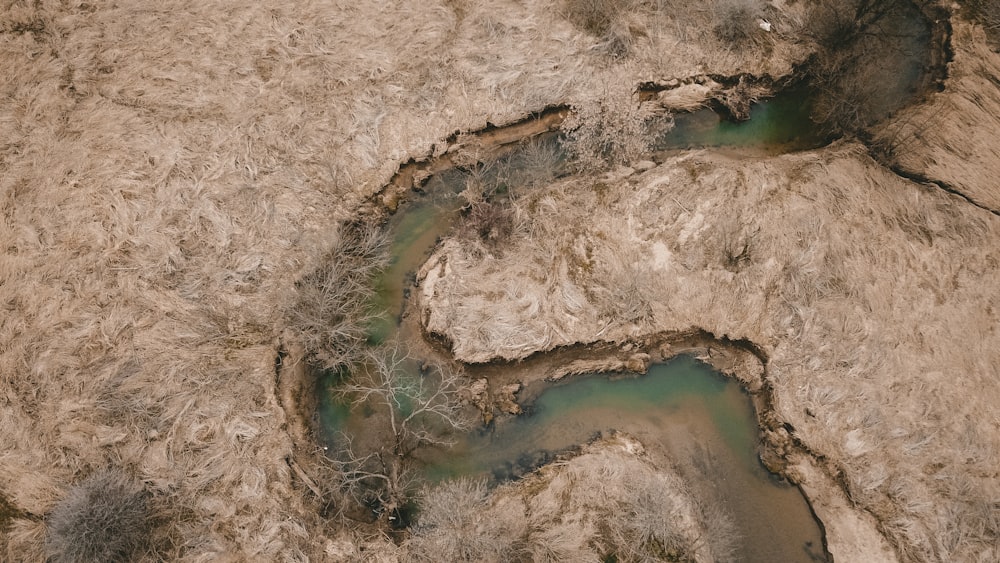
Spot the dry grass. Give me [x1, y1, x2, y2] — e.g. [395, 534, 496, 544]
[0, 0, 814, 557]
[404, 435, 730, 562]
[418, 145, 1000, 561]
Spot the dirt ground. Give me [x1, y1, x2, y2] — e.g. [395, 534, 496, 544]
[2, 0, 998, 561]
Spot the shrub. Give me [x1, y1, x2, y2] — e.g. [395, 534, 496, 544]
[562, 0, 641, 59]
[714, 0, 766, 47]
[405, 478, 526, 562]
[46, 470, 151, 563]
[285, 221, 389, 371]
[562, 0, 632, 37]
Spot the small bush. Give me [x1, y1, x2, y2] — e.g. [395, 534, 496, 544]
[562, 0, 640, 59]
[46, 470, 151, 563]
[405, 478, 526, 562]
[286, 221, 389, 371]
[563, 0, 632, 36]
[714, 0, 765, 47]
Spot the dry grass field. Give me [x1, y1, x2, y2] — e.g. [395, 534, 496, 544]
[419, 143, 1000, 561]
[0, 0, 814, 560]
[3, 0, 998, 561]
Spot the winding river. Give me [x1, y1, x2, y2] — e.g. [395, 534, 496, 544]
[316, 5, 937, 559]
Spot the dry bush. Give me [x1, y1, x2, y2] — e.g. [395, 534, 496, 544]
[563, 82, 657, 171]
[563, 0, 631, 36]
[713, 0, 766, 48]
[405, 478, 526, 562]
[285, 221, 389, 372]
[459, 200, 518, 250]
[45, 470, 152, 563]
[561, 0, 650, 59]
[507, 136, 566, 189]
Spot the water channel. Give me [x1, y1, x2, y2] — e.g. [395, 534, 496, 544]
[316, 7, 934, 558]
[317, 101, 831, 558]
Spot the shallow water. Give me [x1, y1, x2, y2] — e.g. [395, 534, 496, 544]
[659, 87, 827, 153]
[419, 356, 828, 562]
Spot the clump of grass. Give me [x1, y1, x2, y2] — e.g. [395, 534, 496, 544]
[405, 478, 526, 562]
[45, 470, 152, 563]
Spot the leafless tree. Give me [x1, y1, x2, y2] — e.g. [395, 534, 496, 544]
[286, 221, 389, 372]
[333, 343, 474, 518]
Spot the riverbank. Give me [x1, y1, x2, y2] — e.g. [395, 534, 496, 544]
[418, 141, 1000, 560]
[2, 0, 995, 560]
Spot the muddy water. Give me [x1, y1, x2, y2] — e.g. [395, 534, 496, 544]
[420, 356, 827, 563]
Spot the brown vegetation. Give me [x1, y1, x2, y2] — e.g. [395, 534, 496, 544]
[713, 0, 768, 48]
[45, 470, 151, 563]
[418, 145, 1000, 561]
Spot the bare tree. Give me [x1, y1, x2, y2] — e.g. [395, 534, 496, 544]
[563, 81, 657, 171]
[802, 0, 924, 136]
[333, 343, 474, 518]
[286, 221, 389, 372]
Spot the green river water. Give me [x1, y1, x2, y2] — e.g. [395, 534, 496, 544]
[318, 13, 935, 556]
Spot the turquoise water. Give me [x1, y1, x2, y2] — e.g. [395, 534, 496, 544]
[423, 357, 758, 480]
[659, 88, 827, 153]
[417, 356, 828, 562]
